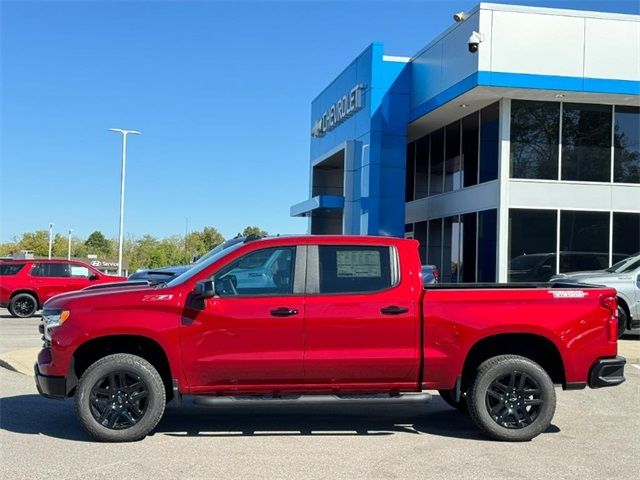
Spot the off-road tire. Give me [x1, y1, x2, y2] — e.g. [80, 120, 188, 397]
[438, 389, 468, 413]
[467, 355, 556, 442]
[75, 353, 166, 442]
[617, 306, 628, 338]
[9, 293, 38, 318]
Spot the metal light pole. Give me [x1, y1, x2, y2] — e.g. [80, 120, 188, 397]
[67, 229, 73, 260]
[48, 223, 54, 259]
[109, 128, 141, 277]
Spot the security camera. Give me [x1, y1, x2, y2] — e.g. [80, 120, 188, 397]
[453, 12, 466, 22]
[468, 31, 484, 53]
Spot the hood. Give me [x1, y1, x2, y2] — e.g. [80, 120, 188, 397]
[43, 282, 159, 309]
[129, 264, 190, 281]
[552, 270, 610, 282]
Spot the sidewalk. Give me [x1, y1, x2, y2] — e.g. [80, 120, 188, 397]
[1, 340, 638, 377]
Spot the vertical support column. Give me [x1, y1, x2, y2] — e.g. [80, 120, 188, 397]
[496, 98, 511, 283]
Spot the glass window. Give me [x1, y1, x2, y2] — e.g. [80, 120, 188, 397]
[427, 218, 442, 269]
[405, 142, 415, 201]
[443, 216, 462, 282]
[614, 106, 640, 184]
[317, 246, 393, 294]
[0, 263, 25, 276]
[414, 221, 428, 264]
[478, 209, 497, 282]
[510, 100, 560, 180]
[70, 265, 90, 278]
[508, 209, 557, 282]
[560, 210, 610, 272]
[461, 212, 477, 282]
[561, 103, 612, 182]
[415, 136, 429, 199]
[445, 121, 462, 191]
[429, 128, 444, 195]
[462, 111, 479, 187]
[612, 212, 640, 257]
[479, 102, 499, 183]
[214, 247, 295, 296]
[31, 263, 70, 277]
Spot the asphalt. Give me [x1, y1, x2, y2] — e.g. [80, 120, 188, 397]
[1, 308, 639, 479]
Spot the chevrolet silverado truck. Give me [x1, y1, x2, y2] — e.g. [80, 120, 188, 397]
[35, 235, 626, 442]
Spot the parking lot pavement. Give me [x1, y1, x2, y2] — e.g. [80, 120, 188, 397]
[1, 366, 639, 480]
[0, 308, 639, 479]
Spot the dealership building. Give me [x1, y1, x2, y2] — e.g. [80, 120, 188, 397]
[291, 2, 640, 282]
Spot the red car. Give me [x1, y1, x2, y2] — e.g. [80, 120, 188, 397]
[0, 259, 126, 318]
[35, 235, 625, 442]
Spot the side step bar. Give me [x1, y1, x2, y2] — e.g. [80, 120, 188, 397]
[193, 392, 431, 407]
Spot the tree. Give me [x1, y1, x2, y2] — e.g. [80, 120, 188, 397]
[185, 227, 224, 260]
[240, 226, 268, 238]
[85, 231, 112, 256]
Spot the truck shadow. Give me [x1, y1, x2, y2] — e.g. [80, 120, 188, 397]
[0, 393, 560, 442]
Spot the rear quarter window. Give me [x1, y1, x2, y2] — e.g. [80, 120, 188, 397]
[0, 264, 25, 276]
[318, 245, 395, 294]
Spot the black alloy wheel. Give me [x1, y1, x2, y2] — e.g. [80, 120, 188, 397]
[75, 353, 166, 442]
[9, 293, 37, 318]
[485, 371, 543, 429]
[89, 371, 150, 430]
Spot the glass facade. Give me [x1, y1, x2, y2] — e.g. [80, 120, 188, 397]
[510, 100, 559, 179]
[405, 102, 499, 202]
[614, 106, 640, 184]
[559, 210, 610, 272]
[408, 208, 497, 283]
[509, 100, 640, 183]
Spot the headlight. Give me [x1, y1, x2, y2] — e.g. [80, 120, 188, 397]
[41, 309, 70, 341]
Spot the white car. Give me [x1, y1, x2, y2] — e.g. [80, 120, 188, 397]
[552, 253, 640, 337]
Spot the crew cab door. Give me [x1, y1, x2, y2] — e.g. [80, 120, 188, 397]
[179, 245, 306, 391]
[303, 244, 420, 388]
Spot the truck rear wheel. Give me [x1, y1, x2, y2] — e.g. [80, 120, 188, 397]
[467, 355, 556, 442]
[75, 353, 166, 442]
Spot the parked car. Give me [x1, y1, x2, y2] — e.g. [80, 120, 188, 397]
[421, 264, 439, 284]
[35, 235, 625, 442]
[508, 251, 627, 282]
[128, 236, 248, 284]
[552, 253, 640, 337]
[0, 259, 126, 318]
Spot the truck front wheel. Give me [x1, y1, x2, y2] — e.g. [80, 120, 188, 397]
[75, 353, 166, 442]
[467, 355, 556, 442]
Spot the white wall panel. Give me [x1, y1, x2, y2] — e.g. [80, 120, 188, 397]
[490, 11, 585, 77]
[584, 18, 640, 81]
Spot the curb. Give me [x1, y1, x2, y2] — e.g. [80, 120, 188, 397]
[0, 347, 40, 376]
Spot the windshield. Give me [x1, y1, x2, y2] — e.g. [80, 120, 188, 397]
[165, 242, 244, 287]
[605, 254, 640, 273]
[194, 237, 245, 264]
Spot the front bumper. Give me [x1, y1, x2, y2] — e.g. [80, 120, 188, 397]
[34, 363, 67, 400]
[589, 356, 626, 388]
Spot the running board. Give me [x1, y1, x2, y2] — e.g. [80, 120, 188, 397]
[192, 392, 431, 407]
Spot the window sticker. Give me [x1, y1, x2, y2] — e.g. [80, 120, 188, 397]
[336, 250, 381, 278]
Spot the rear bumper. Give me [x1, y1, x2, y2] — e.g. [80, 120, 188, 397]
[34, 363, 67, 400]
[589, 356, 626, 388]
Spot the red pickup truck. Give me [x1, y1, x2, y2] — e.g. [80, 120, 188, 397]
[35, 235, 626, 442]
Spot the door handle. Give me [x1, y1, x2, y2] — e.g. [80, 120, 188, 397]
[270, 307, 298, 317]
[380, 305, 408, 315]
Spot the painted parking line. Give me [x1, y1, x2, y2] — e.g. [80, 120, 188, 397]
[631, 364, 640, 370]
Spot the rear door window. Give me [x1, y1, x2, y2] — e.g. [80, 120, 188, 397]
[31, 263, 71, 277]
[0, 264, 25, 276]
[317, 246, 394, 294]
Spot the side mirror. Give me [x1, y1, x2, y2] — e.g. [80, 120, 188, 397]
[89, 273, 100, 280]
[193, 280, 216, 299]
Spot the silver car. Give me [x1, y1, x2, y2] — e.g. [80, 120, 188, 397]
[552, 253, 640, 337]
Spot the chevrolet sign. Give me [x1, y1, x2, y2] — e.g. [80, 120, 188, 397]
[311, 84, 364, 138]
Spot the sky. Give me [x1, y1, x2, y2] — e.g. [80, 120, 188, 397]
[1, 0, 638, 242]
